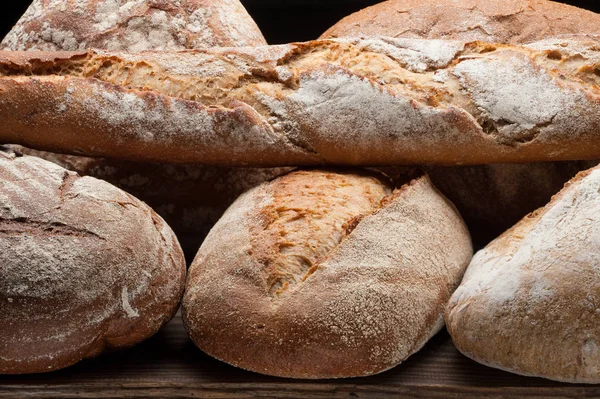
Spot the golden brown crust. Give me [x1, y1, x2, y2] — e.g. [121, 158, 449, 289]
[0, 148, 186, 374]
[321, 0, 600, 43]
[446, 164, 600, 383]
[2, 36, 600, 166]
[182, 169, 472, 378]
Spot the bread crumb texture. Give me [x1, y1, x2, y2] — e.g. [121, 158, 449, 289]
[183, 169, 473, 378]
[446, 164, 600, 383]
[0, 148, 186, 374]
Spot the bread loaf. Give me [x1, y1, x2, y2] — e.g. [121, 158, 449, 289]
[2, 36, 600, 166]
[321, 0, 600, 246]
[322, 0, 600, 42]
[1, 0, 265, 51]
[0, 146, 186, 374]
[182, 169, 473, 378]
[1, 0, 286, 257]
[446, 162, 600, 383]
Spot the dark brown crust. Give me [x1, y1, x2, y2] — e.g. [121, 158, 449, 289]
[0, 148, 187, 374]
[182, 169, 472, 378]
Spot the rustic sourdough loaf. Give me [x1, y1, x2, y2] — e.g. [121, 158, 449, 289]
[0, 147, 186, 374]
[321, 0, 600, 247]
[1, 0, 266, 50]
[2, 35, 600, 165]
[182, 169, 473, 378]
[1, 0, 288, 258]
[322, 0, 600, 42]
[446, 163, 600, 383]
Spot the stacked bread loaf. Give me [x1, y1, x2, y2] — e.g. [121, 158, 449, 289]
[2, 0, 600, 384]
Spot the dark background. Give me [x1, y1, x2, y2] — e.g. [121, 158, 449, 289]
[1, 0, 599, 44]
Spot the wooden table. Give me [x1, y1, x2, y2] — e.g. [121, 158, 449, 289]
[1, 315, 598, 399]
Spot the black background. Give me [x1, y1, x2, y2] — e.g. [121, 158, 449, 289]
[0, 0, 599, 44]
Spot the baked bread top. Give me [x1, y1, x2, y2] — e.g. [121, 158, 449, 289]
[322, 0, 600, 43]
[1, 0, 266, 51]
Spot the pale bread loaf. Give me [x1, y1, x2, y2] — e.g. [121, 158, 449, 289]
[2, 36, 600, 165]
[0, 147, 186, 374]
[320, 0, 600, 245]
[1, 0, 286, 257]
[183, 169, 473, 378]
[446, 162, 600, 383]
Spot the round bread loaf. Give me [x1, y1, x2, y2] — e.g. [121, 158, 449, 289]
[322, 0, 600, 42]
[1, 0, 283, 257]
[0, 147, 186, 374]
[2, 0, 265, 50]
[446, 163, 600, 383]
[321, 0, 600, 247]
[182, 169, 473, 378]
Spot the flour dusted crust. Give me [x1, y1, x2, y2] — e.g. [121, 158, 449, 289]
[321, 0, 600, 43]
[1, 36, 600, 165]
[1, 0, 265, 51]
[446, 163, 600, 383]
[182, 169, 472, 378]
[0, 147, 186, 374]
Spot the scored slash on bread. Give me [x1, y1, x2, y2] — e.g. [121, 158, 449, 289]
[183, 169, 473, 378]
[1, 36, 600, 166]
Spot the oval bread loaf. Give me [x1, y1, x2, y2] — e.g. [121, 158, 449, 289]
[2, 36, 600, 165]
[0, 147, 186, 374]
[182, 169, 473, 378]
[446, 163, 600, 383]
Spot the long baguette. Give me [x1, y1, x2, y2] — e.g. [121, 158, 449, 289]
[1, 36, 600, 166]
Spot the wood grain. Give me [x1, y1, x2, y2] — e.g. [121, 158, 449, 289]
[1, 315, 599, 398]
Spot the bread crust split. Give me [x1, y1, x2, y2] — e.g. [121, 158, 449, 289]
[446, 162, 600, 383]
[183, 169, 473, 378]
[1, 36, 600, 166]
[0, 147, 186, 374]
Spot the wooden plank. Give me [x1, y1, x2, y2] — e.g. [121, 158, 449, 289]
[1, 315, 599, 398]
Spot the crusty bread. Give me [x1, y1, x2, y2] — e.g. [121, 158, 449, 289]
[182, 169, 473, 378]
[1, 0, 265, 51]
[1, 0, 282, 257]
[321, 0, 600, 245]
[321, 0, 600, 43]
[0, 146, 186, 374]
[2, 36, 600, 166]
[446, 162, 600, 383]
